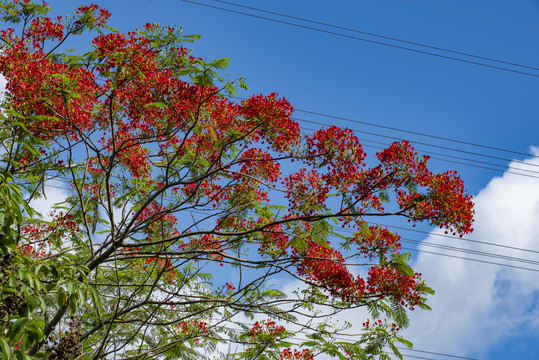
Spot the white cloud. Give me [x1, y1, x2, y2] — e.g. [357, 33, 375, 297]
[29, 181, 69, 220]
[403, 147, 539, 358]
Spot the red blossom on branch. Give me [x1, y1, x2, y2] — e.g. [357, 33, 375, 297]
[295, 240, 366, 302]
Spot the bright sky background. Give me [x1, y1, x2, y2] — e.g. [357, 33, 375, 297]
[37, 0, 539, 359]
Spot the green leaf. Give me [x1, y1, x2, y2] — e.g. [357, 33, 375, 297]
[136, 68, 147, 79]
[144, 102, 168, 109]
[239, 78, 248, 90]
[182, 34, 201, 40]
[25, 319, 44, 342]
[66, 281, 77, 296]
[398, 338, 413, 348]
[8, 317, 28, 340]
[388, 342, 403, 360]
[211, 57, 230, 70]
[30, 115, 60, 123]
[57, 287, 67, 306]
[88, 285, 101, 309]
[25, 273, 35, 291]
[78, 286, 87, 304]
[69, 296, 77, 315]
[13, 351, 33, 360]
[391, 303, 409, 329]
[0, 338, 10, 360]
[4, 109, 25, 119]
[51, 73, 71, 82]
[224, 83, 237, 96]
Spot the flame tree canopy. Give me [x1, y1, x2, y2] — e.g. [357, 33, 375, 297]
[0, 1, 474, 359]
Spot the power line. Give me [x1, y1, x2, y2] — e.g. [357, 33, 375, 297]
[299, 124, 539, 182]
[397, 346, 477, 360]
[208, 0, 539, 72]
[297, 118, 539, 171]
[367, 221, 539, 255]
[351, 137, 539, 177]
[335, 226, 539, 272]
[235, 96, 539, 178]
[401, 237, 539, 268]
[181, 0, 539, 78]
[402, 246, 539, 273]
[232, 96, 539, 161]
[293, 107, 537, 159]
[401, 355, 435, 360]
[301, 124, 539, 180]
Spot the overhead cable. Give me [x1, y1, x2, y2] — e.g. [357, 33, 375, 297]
[294, 107, 538, 159]
[300, 125, 539, 180]
[351, 137, 539, 177]
[297, 118, 539, 169]
[367, 221, 539, 255]
[401, 237, 539, 267]
[181, 0, 539, 78]
[208, 0, 539, 72]
[236, 95, 539, 176]
[402, 246, 539, 273]
[233, 95, 537, 160]
[396, 346, 477, 360]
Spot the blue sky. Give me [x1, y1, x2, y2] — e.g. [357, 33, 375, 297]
[43, 1, 539, 359]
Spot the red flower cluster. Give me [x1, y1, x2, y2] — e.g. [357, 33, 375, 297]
[21, 211, 78, 241]
[175, 320, 209, 343]
[17, 243, 46, 258]
[366, 265, 424, 308]
[354, 225, 402, 259]
[225, 282, 235, 291]
[305, 126, 366, 190]
[295, 240, 365, 302]
[362, 319, 400, 334]
[377, 141, 474, 235]
[279, 348, 314, 360]
[294, 233, 424, 306]
[241, 93, 299, 152]
[256, 222, 290, 255]
[25, 16, 64, 45]
[236, 148, 281, 184]
[135, 203, 180, 241]
[180, 234, 223, 261]
[0, 45, 98, 141]
[284, 169, 329, 215]
[248, 319, 286, 338]
[74, 4, 111, 27]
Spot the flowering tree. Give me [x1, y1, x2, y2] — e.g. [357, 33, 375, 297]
[0, 1, 474, 359]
